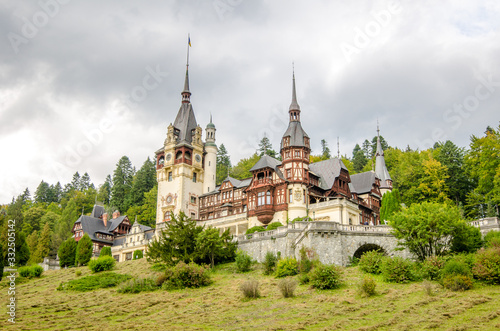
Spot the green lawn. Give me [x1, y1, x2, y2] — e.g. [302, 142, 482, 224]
[1, 259, 499, 330]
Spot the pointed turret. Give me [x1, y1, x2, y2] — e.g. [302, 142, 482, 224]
[374, 124, 392, 193]
[289, 69, 301, 121]
[181, 65, 191, 103]
[281, 69, 309, 150]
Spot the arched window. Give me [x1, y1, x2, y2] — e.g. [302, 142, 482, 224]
[185, 151, 191, 160]
[164, 211, 171, 221]
[266, 190, 271, 205]
[176, 151, 183, 160]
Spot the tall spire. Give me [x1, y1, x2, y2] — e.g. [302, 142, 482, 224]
[375, 120, 383, 157]
[289, 64, 301, 121]
[181, 34, 191, 104]
[374, 123, 392, 188]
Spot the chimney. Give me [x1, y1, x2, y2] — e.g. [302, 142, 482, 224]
[113, 210, 120, 219]
[103, 213, 108, 227]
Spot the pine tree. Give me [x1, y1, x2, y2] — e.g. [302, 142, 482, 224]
[371, 136, 389, 157]
[352, 144, 368, 173]
[70, 172, 81, 191]
[258, 136, 277, 158]
[362, 139, 372, 158]
[321, 139, 331, 159]
[80, 172, 94, 191]
[58, 238, 77, 268]
[75, 233, 93, 266]
[36, 222, 52, 262]
[127, 157, 156, 207]
[216, 144, 231, 185]
[111, 156, 134, 212]
[34, 181, 50, 204]
[26, 230, 39, 264]
[97, 175, 112, 205]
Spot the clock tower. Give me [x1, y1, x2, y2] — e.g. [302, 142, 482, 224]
[155, 57, 209, 229]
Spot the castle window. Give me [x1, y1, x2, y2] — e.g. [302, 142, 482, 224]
[289, 189, 293, 203]
[303, 189, 306, 203]
[185, 151, 191, 160]
[295, 150, 300, 157]
[193, 172, 197, 183]
[164, 211, 171, 221]
[168, 172, 172, 182]
[191, 196, 197, 204]
[176, 151, 183, 159]
[258, 191, 265, 206]
[286, 169, 291, 178]
[266, 190, 271, 205]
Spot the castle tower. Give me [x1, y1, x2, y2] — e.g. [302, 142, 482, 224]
[374, 124, 392, 196]
[203, 115, 217, 194]
[155, 47, 205, 228]
[280, 70, 310, 220]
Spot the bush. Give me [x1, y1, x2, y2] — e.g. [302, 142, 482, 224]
[358, 276, 377, 297]
[309, 264, 343, 290]
[18, 265, 44, 278]
[442, 274, 473, 291]
[246, 226, 265, 234]
[156, 273, 167, 287]
[75, 234, 93, 266]
[440, 258, 472, 280]
[99, 246, 112, 257]
[484, 231, 500, 248]
[118, 278, 158, 293]
[381, 257, 418, 283]
[240, 279, 260, 299]
[275, 257, 299, 278]
[58, 238, 77, 268]
[266, 222, 283, 231]
[263, 251, 278, 275]
[235, 251, 253, 273]
[358, 250, 385, 274]
[133, 250, 144, 260]
[57, 272, 131, 291]
[88, 256, 116, 273]
[298, 247, 317, 274]
[472, 247, 500, 284]
[278, 277, 297, 298]
[162, 262, 211, 290]
[421, 256, 446, 280]
[298, 273, 310, 285]
[75, 270, 82, 277]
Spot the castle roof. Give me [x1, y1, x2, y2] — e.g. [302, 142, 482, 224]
[309, 158, 348, 190]
[350, 171, 377, 195]
[173, 102, 198, 144]
[250, 154, 282, 172]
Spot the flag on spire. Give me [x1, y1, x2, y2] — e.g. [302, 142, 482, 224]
[188, 34, 191, 47]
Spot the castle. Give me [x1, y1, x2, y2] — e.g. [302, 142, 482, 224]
[154, 59, 392, 237]
[72, 56, 393, 262]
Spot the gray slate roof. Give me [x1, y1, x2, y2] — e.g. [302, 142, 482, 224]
[250, 155, 282, 172]
[309, 158, 347, 190]
[91, 205, 105, 219]
[350, 171, 377, 194]
[374, 136, 392, 185]
[74, 212, 129, 244]
[173, 103, 198, 144]
[281, 121, 309, 148]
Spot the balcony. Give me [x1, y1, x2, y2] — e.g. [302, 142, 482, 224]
[253, 178, 273, 186]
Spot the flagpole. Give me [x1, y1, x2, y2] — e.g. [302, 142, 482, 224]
[186, 33, 190, 67]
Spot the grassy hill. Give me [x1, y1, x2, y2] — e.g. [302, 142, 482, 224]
[1, 259, 500, 330]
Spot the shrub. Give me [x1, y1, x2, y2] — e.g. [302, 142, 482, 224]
[298, 247, 317, 274]
[484, 231, 500, 248]
[266, 222, 283, 231]
[240, 279, 260, 299]
[99, 246, 112, 257]
[440, 258, 472, 280]
[381, 257, 418, 283]
[118, 278, 158, 293]
[18, 265, 44, 278]
[422, 280, 436, 296]
[309, 264, 343, 290]
[235, 251, 253, 273]
[298, 273, 310, 285]
[275, 257, 299, 278]
[246, 226, 265, 234]
[88, 256, 116, 273]
[57, 272, 131, 291]
[358, 250, 385, 274]
[263, 251, 278, 275]
[278, 277, 297, 298]
[75, 270, 82, 277]
[58, 238, 77, 268]
[133, 250, 144, 260]
[358, 276, 377, 297]
[442, 274, 473, 291]
[421, 255, 446, 280]
[162, 262, 211, 290]
[156, 273, 167, 287]
[472, 247, 500, 284]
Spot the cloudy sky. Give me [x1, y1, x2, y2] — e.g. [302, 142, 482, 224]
[1, 0, 499, 204]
